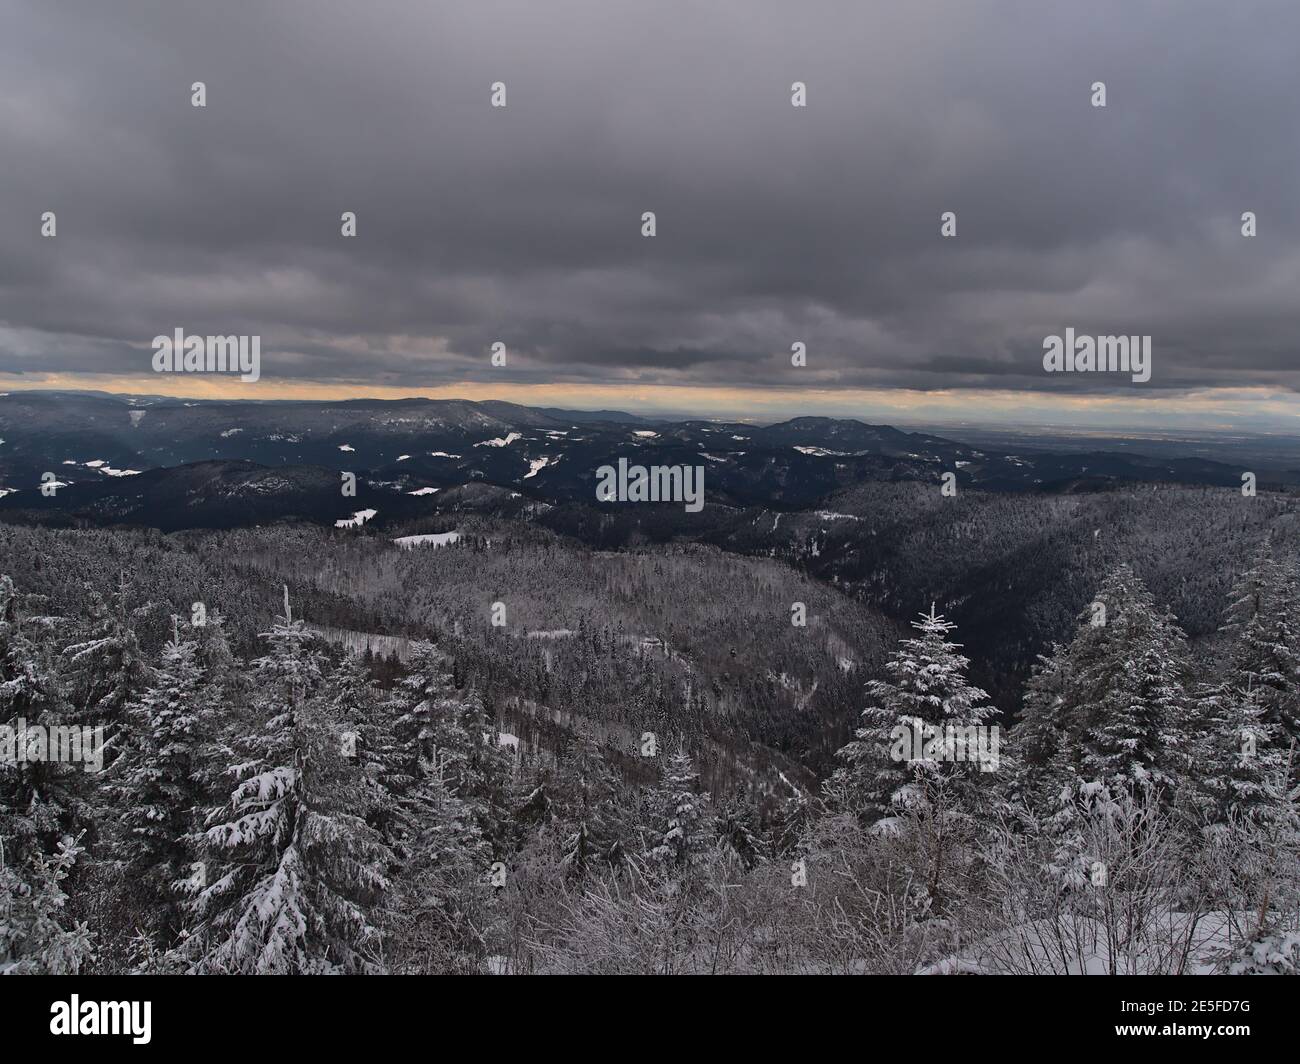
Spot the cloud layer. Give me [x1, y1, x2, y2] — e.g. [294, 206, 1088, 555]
[2, 0, 1299, 416]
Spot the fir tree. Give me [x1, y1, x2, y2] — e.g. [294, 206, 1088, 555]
[1018, 568, 1194, 807]
[1222, 548, 1300, 770]
[554, 730, 624, 876]
[644, 751, 715, 872]
[386, 641, 512, 851]
[184, 589, 390, 974]
[1007, 647, 1071, 807]
[0, 576, 87, 865]
[768, 774, 811, 857]
[116, 619, 218, 932]
[373, 641, 502, 971]
[830, 606, 996, 826]
[1197, 680, 1286, 826]
[63, 573, 155, 734]
[715, 793, 765, 870]
[1069, 567, 1194, 800]
[190, 605, 241, 701]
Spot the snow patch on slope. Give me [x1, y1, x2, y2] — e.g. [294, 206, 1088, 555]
[335, 508, 377, 528]
[394, 531, 460, 549]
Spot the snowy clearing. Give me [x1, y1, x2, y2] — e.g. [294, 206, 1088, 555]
[334, 508, 377, 528]
[393, 531, 460, 548]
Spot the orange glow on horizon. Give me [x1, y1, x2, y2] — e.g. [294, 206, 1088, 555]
[2, 373, 1297, 427]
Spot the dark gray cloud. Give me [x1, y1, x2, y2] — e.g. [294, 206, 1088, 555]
[2, 0, 1299, 401]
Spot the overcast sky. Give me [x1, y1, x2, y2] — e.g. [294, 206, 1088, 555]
[2, 0, 1299, 427]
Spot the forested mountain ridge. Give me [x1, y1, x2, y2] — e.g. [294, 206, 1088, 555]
[0, 392, 1282, 517]
[0, 520, 892, 785]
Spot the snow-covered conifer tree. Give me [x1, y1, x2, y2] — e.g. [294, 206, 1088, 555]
[184, 589, 390, 973]
[63, 572, 155, 733]
[116, 619, 219, 931]
[1069, 567, 1193, 799]
[1222, 548, 1300, 773]
[830, 606, 996, 826]
[644, 751, 715, 872]
[554, 730, 624, 876]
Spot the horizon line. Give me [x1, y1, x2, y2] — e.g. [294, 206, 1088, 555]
[3, 377, 1300, 434]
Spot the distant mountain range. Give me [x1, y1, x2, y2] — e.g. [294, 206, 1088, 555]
[0, 391, 1284, 530]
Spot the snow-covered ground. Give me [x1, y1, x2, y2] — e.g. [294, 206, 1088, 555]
[334, 508, 377, 528]
[393, 531, 460, 548]
[921, 911, 1265, 975]
[482, 730, 521, 751]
